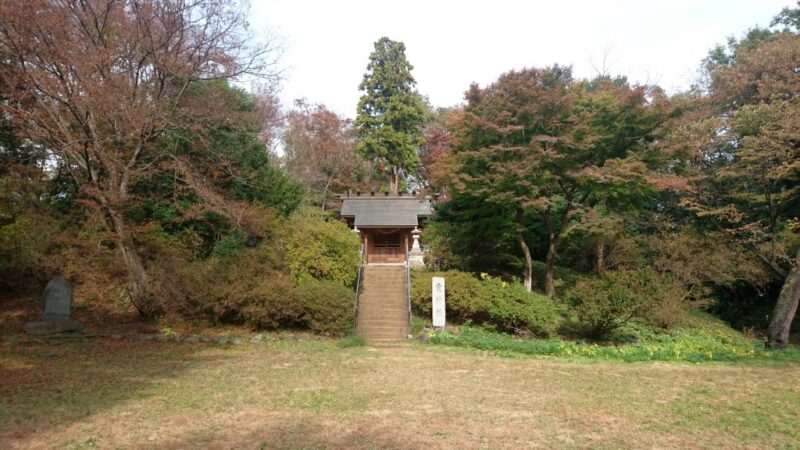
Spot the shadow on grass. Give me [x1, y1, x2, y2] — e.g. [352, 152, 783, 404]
[163, 413, 430, 449]
[0, 337, 224, 444]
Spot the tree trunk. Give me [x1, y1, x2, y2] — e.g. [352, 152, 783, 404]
[517, 232, 533, 292]
[101, 195, 153, 316]
[596, 238, 606, 275]
[767, 248, 800, 349]
[541, 196, 573, 299]
[544, 233, 558, 298]
[120, 239, 150, 311]
[391, 167, 400, 195]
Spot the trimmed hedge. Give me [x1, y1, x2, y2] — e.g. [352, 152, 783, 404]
[238, 277, 353, 335]
[411, 270, 560, 337]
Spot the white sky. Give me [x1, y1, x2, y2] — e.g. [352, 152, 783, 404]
[250, 0, 794, 119]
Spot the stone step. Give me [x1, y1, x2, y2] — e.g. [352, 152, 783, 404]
[358, 303, 408, 316]
[359, 322, 408, 330]
[358, 317, 408, 325]
[357, 310, 408, 318]
[359, 334, 408, 341]
[358, 322, 408, 330]
[359, 293, 406, 298]
[356, 265, 409, 341]
[358, 328, 408, 337]
[358, 308, 406, 315]
[361, 335, 408, 341]
[358, 303, 407, 310]
[359, 295, 406, 301]
[359, 298, 407, 305]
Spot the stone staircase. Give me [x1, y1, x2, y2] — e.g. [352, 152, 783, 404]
[356, 265, 410, 341]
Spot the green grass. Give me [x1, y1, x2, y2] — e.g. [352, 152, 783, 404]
[411, 315, 429, 335]
[2, 335, 799, 448]
[428, 313, 800, 363]
[337, 334, 366, 348]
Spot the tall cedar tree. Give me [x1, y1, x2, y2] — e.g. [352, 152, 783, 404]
[448, 67, 671, 296]
[0, 0, 279, 315]
[356, 37, 426, 194]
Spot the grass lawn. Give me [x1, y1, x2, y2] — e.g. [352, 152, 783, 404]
[2, 336, 800, 449]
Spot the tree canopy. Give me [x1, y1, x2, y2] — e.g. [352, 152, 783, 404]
[443, 67, 674, 296]
[355, 37, 426, 194]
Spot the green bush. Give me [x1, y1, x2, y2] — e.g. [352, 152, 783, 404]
[212, 228, 247, 258]
[411, 270, 486, 321]
[482, 276, 561, 337]
[173, 238, 353, 335]
[206, 277, 352, 335]
[282, 209, 360, 288]
[411, 270, 560, 337]
[564, 268, 698, 340]
[292, 278, 354, 335]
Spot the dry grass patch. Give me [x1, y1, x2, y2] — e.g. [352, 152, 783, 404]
[1, 337, 799, 449]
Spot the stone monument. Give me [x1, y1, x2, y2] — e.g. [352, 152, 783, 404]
[24, 276, 83, 335]
[432, 276, 446, 329]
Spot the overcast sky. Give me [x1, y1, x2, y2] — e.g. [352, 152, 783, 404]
[250, 0, 794, 119]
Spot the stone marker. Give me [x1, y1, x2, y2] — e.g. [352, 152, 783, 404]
[432, 276, 446, 328]
[42, 276, 72, 320]
[23, 276, 83, 335]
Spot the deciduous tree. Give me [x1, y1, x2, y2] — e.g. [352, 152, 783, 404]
[0, 0, 280, 315]
[447, 68, 672, 296]
[283, 100, 376, 209]
[675, 20, 800, 348]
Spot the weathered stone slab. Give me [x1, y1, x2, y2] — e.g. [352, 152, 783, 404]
[23, 319, 83, 335]
[42, 276, 73, 320]
[432, 277, 446, 328]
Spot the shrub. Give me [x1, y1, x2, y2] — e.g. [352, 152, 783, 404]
[132, 212, 356, 335]
[564, 268, 701, 339]
[411, 270, 560, 337]
[292, 278, 354, 335]
[212, 228, 247, 258]
[411, 270, 486, 321]
[189, 258, 353, 335]
[481, 276, 561, 337]
[282, 209, 360, 288]
[0, 205, 62, 292]
[235, 276, 300, 329]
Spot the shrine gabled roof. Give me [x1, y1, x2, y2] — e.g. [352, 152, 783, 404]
[340, 196, 434, 227]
